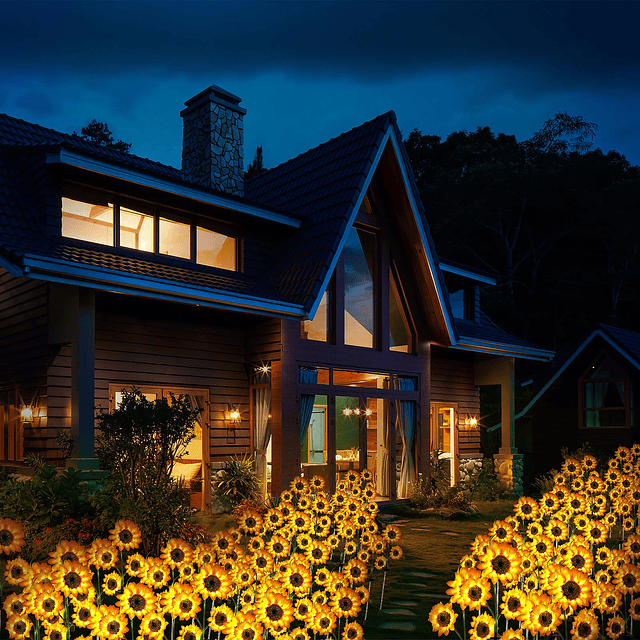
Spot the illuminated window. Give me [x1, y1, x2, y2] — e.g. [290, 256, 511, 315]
[120, 206, 154, 252]
[62, 191, 114, 246]
[196, 226, 236, 270]
[159, 217, 191, 259]
[302, 291, 328, 342]
[389, 268, 413, 352]
[344, 227, 376, 348]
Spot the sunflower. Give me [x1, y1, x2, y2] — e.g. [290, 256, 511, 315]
[594, 584, 621, 613]
[331, 587, 362, 618]
[124, 552, 147, 577]
[514, 496, 539, 521]
[238, 509, 264, 535]
[314, 567, 332, 587]
[309, 474, 325, 491]
[312, 589, 330, 607]
[429, 602, 458, 637]
[55, 559, 93, 597]
[5, 613, 32, 640]
[500, 588, 531, 621]
[545, 518, 568, 543]
[564, 544, 593, 574]
[570, 609, 599, 640]
[306, 539, 330, 565]
[3, 593, 30, 620]
[91, 604, 130, 640]
[314, 496, 332, 515]
[526, 596, 561, 636]
[116, 582, 156, 620]
[212, 530, 236, 555]
[468, 612, 495, 640]
[531, 534, 554, 561]
[256, 590, 295, 633]
[71, 601, 98, 628]
[89, 538, 118, 570]
[0, 518, 25, 556]
[108, 520, 141, 551]
[289, 630, 312, 640]
[290, 510, 312, 533]
[281, 563, 312, 595]
[48, 539, 87, 566]
[102, 571, 122, 596]
[248, 536, 265, 552]
[233, 563, 256, 589]
[33, 589, 64, 620]
[4, 557, 32, 587]
[234, 619, 264, 640]
[539, 492, 561, 516]
[562, 458, 582, 476]
[585, 473, 605, 494]
[297, 494, 313, 511]
[457, 571, 492, 610]
[166, 582, 202, 621]
[297, 532, 313, 553]
[594, 568, 612, 586]
[339, 620, 364, 640]
[208, 604, 237, 633]
[311, 604, 338, 636]
[622, 515, 636, 531]
[42, 620, 68, 640]
[477, 541, 522, 585]
[176, 623, 201, 640]
[161, 537, 194, 568]
[498, 631, 525, 640]
[614, 562, 640, 594]
[548, 566, 593, 610]
[143, 557, 171, 590]
[606, 615, 626, 640]
[268, 535, 291, 559]
[629, 597, 640, 621]
[290, 476, 309, 494]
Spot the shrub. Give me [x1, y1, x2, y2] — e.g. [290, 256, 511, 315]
[462, 458, 506, 501]
[212, 454, 261, 510]
[92, 388, 201, 555]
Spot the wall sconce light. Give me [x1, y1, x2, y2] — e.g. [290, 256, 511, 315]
[464, 415, 479, 428]
[20, 405, 34, 423]
[224, 406, 242, 424]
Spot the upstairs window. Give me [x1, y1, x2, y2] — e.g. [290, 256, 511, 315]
[61, 186, 238, 271]
[580, 353, 632, 428]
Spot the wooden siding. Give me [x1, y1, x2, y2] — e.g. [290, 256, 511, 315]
[244, 317, 282, 366]
[431, 348, 481, 456]
[92, 293, 252, 463]
[0, 269, 51, 464]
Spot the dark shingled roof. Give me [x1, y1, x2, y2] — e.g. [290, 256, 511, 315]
[598, 324, 640, 365]
[246, 112, 395, 308]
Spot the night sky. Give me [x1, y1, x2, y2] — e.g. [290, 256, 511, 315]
[2, 1, 639, 171]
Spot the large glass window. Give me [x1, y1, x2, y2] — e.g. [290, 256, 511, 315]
[62, 191, 114, 246]
[120, 206, 154, 252]
[344, 227, 376, 348]
[389, 268, 413, 352]
[302, 291, 328, 342]
[159, 217, 191, 259]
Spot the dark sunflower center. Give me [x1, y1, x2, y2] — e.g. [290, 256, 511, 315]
[551, 527, 562, 537]
[15, 622, 27, 634]
[312, 549, 323, 559]
[347, 628, 359, 639]
[340, 597, 353, 611]
[130, 559, 140, 570]
[107, 579, 118, 590]
[562, 581, 581, 599]
[320, 617, 331, 629]
[437, 611, 452, 626]
[205, 575, 222, 591]
[43, 598, 56, 611]
[273, 543, 283, 553]
[180, 599, 193, 613]
[539, 612, 553, 626]
[571, 500, 580, 509]
[522, 504, 532, 514]
[79, 608, 90, 621]
[246, 517, 256, 528]
[185, 633, 196, 640]
[291, 573, 303, 587]
[241, 630, 256, 640]
[536, 542, 547, 554]
[351, 567, 362, 578]
[577, 622, 591, 637]
[10, 566, 23, 579]
[10, 601, 24, 614]
[606, 596, 617, 607]
[491, 555, 510, 574]
[119, 530, 133, 544]
[102, 552, 113, 563]
[153, 571, 164, 582]
[623, 574, 637, 587]
[51, 631, 62, 640]
[508, 597, 521, 612]
[267, 604, 284, 620]
[107, 622, 121, 634]
[298, 603, 309, 615]
[257, 557, 268, 568]
[571, 556, 585, 569]
[215, 613, 228, 625]
[477, 623, 490, 637]
[61, 552, 78, 562]
[0, 530, 13, 545]
[170, 549, 185, 563]
[130, 594, 146, 611]
[611, 622, 622, 633]
[219, 538, 229, 549]
[64, 572, 81, 589]
[469, 586, 483, 601]
[295, 518, 304, 528]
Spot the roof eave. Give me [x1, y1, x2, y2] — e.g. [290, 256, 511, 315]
[453, 337, 555, 361]
[19, 253, 305, 319]
[46, 148, 302, 229]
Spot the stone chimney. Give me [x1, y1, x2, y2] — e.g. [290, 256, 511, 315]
[181, 85, 246, 197]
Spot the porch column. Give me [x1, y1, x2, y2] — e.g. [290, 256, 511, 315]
[475, 356, 523, 495]
[70, 288, 98, 471]
[417, 339, 431, 485]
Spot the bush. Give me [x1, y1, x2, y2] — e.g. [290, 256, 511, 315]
[462, 458, 506, 501]
[212, 454, 261, 511]
[93, 388, 201, 555]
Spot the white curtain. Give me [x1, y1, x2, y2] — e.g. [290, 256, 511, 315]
[254, 387, 272, 496]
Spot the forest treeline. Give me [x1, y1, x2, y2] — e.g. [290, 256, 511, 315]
[403, 113, 640, 355]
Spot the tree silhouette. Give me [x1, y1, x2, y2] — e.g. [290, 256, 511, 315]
[75, 119, 131, 153]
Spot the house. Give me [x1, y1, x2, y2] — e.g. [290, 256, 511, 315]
[515, 324, 640, 480]
[0, 85, 554, 509]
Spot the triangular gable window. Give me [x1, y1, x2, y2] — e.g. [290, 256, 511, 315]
[389, 266, 414, 353]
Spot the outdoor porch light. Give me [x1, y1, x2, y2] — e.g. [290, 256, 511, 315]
[20, 405, 34, 423]
[224, 406, 241, 424]
[464, 415, 479, 428]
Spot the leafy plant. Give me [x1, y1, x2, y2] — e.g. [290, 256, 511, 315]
[55, 428, 74, 460]
[462, 458, 507, 501]
[93, 388, 201, 554]
[212, 454, 261, 510]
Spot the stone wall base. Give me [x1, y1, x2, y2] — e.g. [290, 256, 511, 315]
[493, 452, 523, 496]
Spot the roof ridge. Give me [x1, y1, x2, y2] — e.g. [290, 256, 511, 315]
[246, 111, 395, 185]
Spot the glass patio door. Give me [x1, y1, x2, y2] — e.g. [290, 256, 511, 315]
[432, 403, 457, 486]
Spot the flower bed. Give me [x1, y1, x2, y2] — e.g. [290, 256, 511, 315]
[429, 445, 640, 640]
[1, 470, 402, 639]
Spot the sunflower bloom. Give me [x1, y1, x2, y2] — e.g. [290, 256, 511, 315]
[477, 541, 521, 585]
[161, 537, 194, 568]
[458, 571, 492, 610]
[138, 610, 168, 639]
[429, 601, 458, 636]
[256, 590, 295, 633]
[469, 612, 495, 640]
[90, 538, 119, 570]
[3, 593, 30, 619]
[281, 563, 312, 595]
[117, 582, 156, 619]
[143, 557, 171, 590]
[498, 630, 525, 640]
[526, 596, 561, 636]
[108, 520, 141, 551]
[614, 562, 640, 594]
[0, 518, 25, 555]
[548, 566, 593, 610]
[48, 539, 87, 566]
[331, 587, 362, 618]
[4, 558, 32, 587]
[500, 588, 531, 621]
[570, 609, 599, 640]
[167, 582, 202, 621]
[606, 615, 626, 640]
[311, 604, 337, 636]
[33, 589, 64, 620]
[194, 563, 233, 600]
[208, 604, 237, 633]
[341, 621, 364, 640]
[72, 601, 98, 628]
[54, 560, 93, 597]
[5, 614, 32, 640]
[238, 509, 263, 534]
[102, 571, 122, 596]
[124, 552, 147, 578]
[564, 544, 593, 574]
[91, 604, 130, 640]
[177, 623, 201, 640]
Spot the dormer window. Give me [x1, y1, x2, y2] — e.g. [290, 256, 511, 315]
[579, 352, 632, 428]
[61, 185, 238, 271]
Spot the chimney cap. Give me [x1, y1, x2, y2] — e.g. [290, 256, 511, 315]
[181, 84, 247, 116]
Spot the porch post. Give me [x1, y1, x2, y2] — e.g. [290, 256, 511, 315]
[70, 288, 98, 471]
[417, 339, 431, 486]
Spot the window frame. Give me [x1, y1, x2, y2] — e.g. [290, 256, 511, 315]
[578, 351, 632, 429]
[61, 183, 240, 272]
